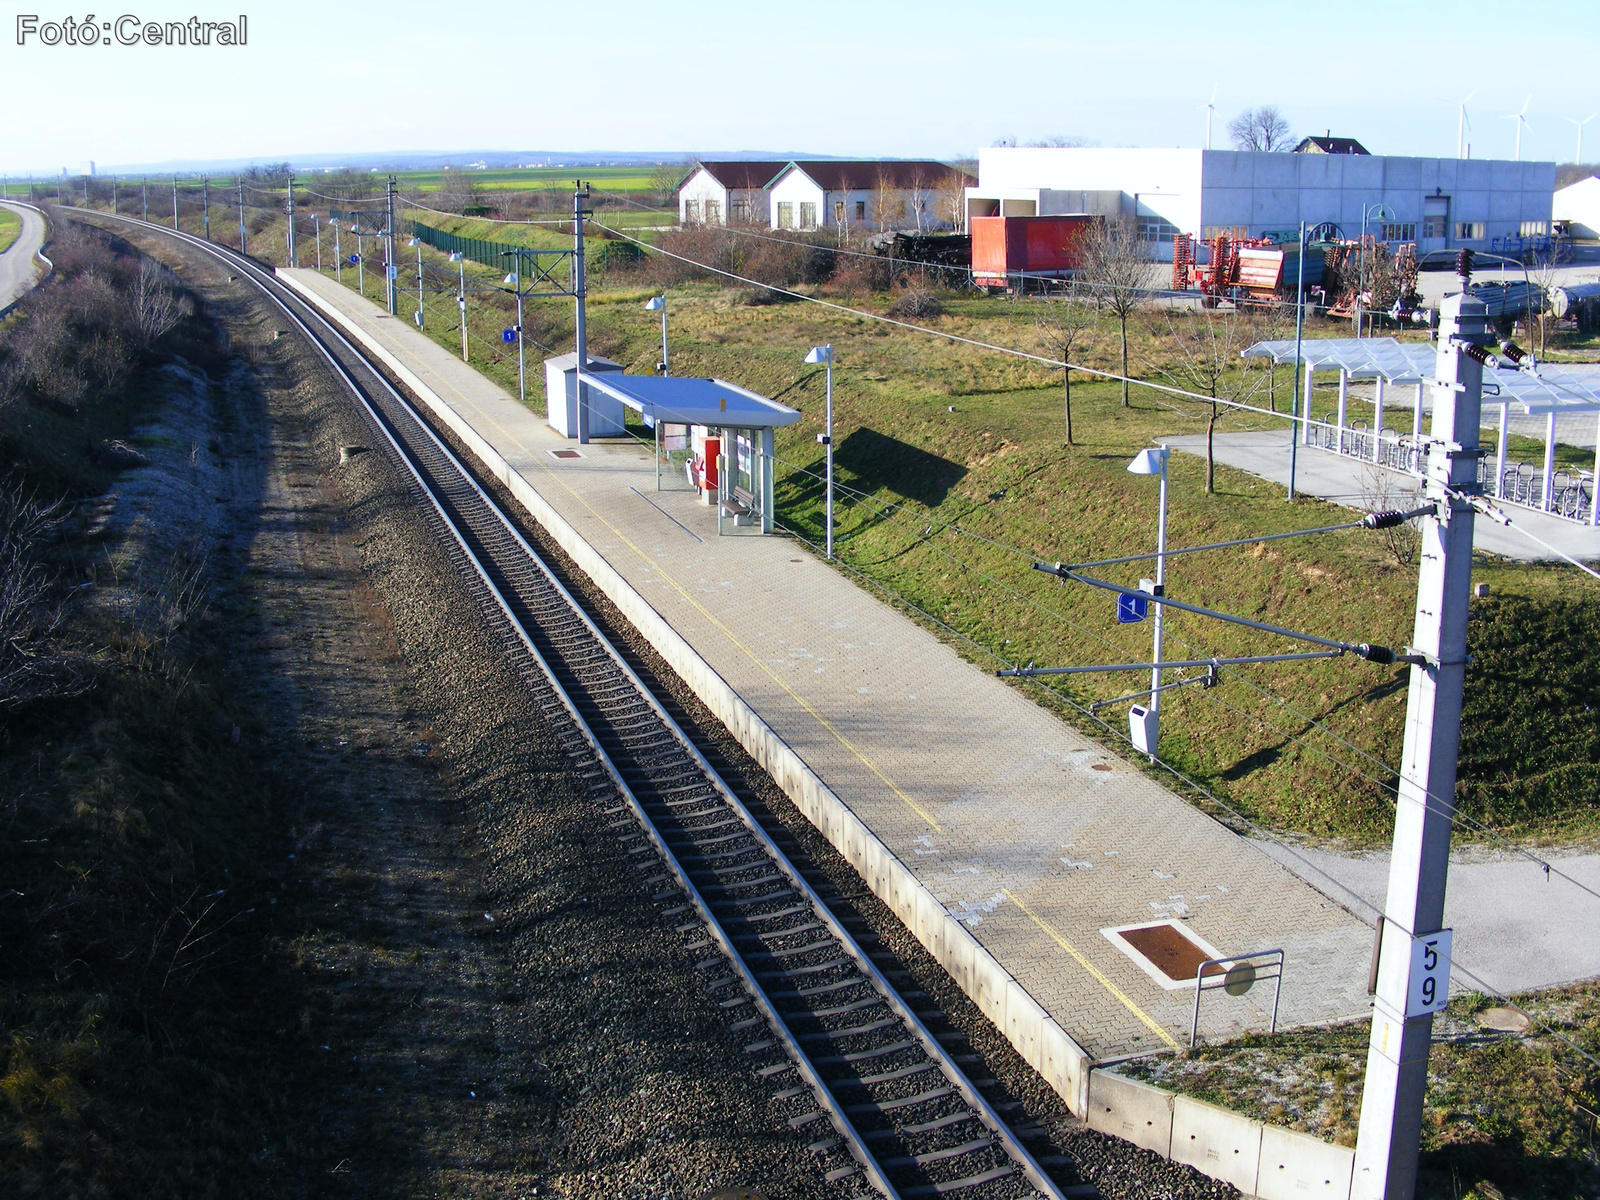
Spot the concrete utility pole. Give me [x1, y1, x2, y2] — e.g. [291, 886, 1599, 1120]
[1351, 289, 1486, 1199]
[172, 177, 179, 230]
[142, 177, 148, 221]
[238, 180, 247, 254]
[286, 175, 296, 267]
[202, 177, 210, 239]
[111, 176, 117, 215]
[573, 180, 591, 444]
[1289, 220, 1306, 501]
[385, 175, 397, 315]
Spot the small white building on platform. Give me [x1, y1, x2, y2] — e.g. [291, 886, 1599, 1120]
[544, 353, 626, 438]
[967, 146, 1556, 259]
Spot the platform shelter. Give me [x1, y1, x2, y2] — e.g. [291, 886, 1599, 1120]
[576, 372, 802, 534]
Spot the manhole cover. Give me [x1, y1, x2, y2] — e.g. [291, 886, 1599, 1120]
[548, 449, 583, 460]
[1475, 1006, 1530, 1033]
[1103, 920, 1229, 990]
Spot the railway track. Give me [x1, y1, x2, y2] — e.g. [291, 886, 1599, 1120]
[100, 216, 1079, 1200]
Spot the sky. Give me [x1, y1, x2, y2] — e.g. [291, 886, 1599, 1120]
[3, 0, 1598, 174]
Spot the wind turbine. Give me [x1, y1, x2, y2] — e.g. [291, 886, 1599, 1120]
[1457, 88, 1477, 159]
[1566, 112, 1598, 164]
[1501, 95, 1532, 162]
[1204, 86, 1217, 150]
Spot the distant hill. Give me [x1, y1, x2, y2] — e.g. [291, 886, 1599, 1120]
[91, 149, 856, 175]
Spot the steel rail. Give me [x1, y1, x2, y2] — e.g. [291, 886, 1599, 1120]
[96, 213, 1067, 1200]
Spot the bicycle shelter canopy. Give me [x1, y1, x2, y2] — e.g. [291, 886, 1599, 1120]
[1243, 337, 1600, 525]
[576, 372, 802, 534]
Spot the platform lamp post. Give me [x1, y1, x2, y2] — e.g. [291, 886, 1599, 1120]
[407, 236, 425, 328]
[501, 253, 528, 405]
[804, 344, 835, 559]
[644, 295, 670, 375]
[353, 224, 365, 297]
[332, 220, 342, 283]
[1125, 445, 1169, 761]
[450, 252, 468, 361]
[312, 213, 320, 270]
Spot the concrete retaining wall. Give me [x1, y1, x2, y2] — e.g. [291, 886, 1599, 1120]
[277, 270, 1360, 1199]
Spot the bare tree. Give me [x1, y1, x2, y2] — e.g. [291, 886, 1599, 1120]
[1148, 310, 1266, 493]
[871, 170, 901, 232]
[1526, 241, 1572, 356]
[132, 259, 193, 346]
[1228, 106, 1294, 152]
[650, 161, 688, 210]
[0, 480, 86, 711]
[1032, 283, 1096, 444]
[1080, 216, 1150, 406]
[438, 167, 486, 214]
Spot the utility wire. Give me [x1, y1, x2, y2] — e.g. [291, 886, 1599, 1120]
[771, 447, 1600, 910]
[769, 510, 1600, 1072]
[574, 221, 1326, 424]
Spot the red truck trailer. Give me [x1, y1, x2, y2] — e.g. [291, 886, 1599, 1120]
[969, 215, 1098, 292]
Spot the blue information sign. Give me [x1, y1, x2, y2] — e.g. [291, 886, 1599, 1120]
[1116, 592, 1148, 623]
[502, 328, 518, 344]
[348, 253, 359, 264]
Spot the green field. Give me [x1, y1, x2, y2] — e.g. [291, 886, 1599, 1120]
[389, 164, 671, 194]
[0, 207, 21, 255]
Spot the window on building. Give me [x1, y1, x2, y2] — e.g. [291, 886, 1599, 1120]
[1455, 221, 1485, 240]
[1519, 220, 1548, 236]
[800, 202, 818, 231]
[777, 201, 795, 230]
[705, 200, 721, 224]
[729, 198, 749, 223]
[684, 199, 701, 224]
[1138, 216, 1180, 243]
[1422, 216, 1447, 239]
[834, 200, 845, 225]
[1379, 223, 1417, 243]
[855, 200, 866, 220]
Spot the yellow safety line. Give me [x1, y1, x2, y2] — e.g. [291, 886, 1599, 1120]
[321, 282, 942, 832]
[1005, 889, 1181, 1050]
[315, 280, 1181, 1040]
[533, 464, 945, 832]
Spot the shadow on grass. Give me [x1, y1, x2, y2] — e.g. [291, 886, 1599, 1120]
[833, 428, 967, 508]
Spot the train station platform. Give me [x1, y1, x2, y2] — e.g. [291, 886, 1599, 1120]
[278, 268, 1374, 1088]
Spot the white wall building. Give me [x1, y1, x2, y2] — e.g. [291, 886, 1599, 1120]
[677, 161, 787, 226]
[1553, 176, 1600, 239]
[767, 161, 972, 233]
[967, 146, 1556, 257]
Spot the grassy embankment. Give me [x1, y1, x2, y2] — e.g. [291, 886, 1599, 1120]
[0, 220, 311, 1196]
[0, 208, 21, 255]
[331, 229, 1599, 850]
[94, 193, 1598, 850]
[1122, 983, 1600, 1200]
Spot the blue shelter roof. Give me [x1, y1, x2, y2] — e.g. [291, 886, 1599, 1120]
[577, 372, 802, 429]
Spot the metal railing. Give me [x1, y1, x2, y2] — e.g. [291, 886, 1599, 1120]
[1191, 948, 1285, 1048]
[1307, 414, 1597, 523]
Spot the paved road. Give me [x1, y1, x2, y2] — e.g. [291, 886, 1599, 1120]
[1252, 839, 1600, 994]
[0, 201, 47, 312]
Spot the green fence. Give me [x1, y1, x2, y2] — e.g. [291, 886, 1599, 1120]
[407, 219, 642, 274]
